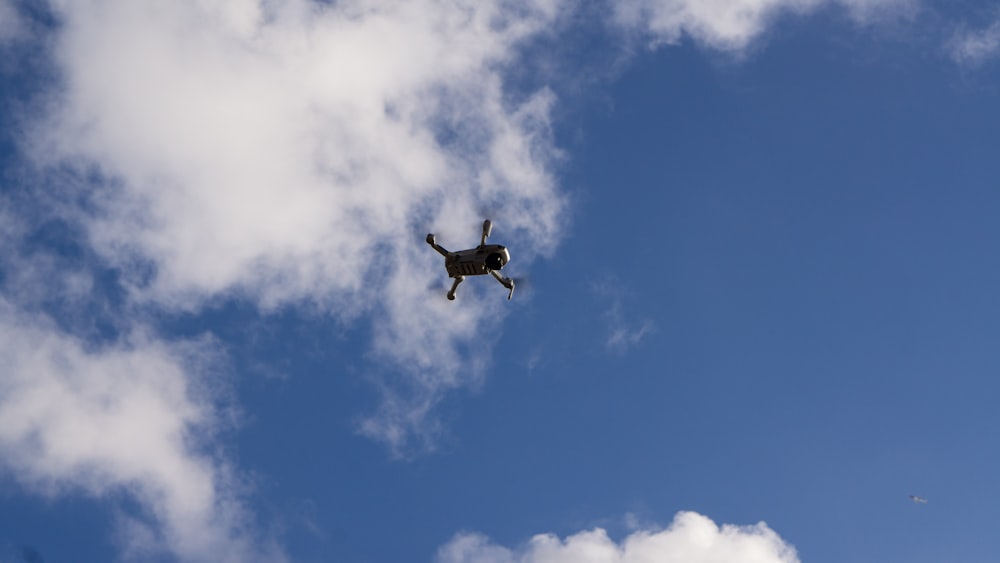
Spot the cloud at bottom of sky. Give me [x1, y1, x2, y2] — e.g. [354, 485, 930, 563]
[0, 300, 282, 563]
[437, 511, 799, 563]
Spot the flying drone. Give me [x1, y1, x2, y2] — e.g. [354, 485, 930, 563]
[426, 219, 515, 300]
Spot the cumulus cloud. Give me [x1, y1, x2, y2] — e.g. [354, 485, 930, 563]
[437, 511, 799, 563]
[0, 302, 281, 562]
[20, 0, 567, 453]
[612, 0, 917, 52]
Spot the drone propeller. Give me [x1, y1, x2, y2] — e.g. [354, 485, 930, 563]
[489, 270, 532, 300]
[501, 275, 535, 300]
[508, 275, 532, 294]
[498, 275, 514, 300]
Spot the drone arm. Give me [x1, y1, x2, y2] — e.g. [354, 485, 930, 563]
[426, 234, 451, 257]
[489, 270, 515, 300]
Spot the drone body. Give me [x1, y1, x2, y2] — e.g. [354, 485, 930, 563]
[426, 219, 515, 300]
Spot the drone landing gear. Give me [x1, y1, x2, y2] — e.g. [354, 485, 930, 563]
[447, 276, 465, 300]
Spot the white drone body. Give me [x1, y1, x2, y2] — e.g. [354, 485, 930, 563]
[426, 219, 515, 300]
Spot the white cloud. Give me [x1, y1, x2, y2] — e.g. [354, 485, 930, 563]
[437, 511, 799, 563]
[0, 302, 282, 562]
[612, 0, 917, 52]
[948, 16, 1000, 66]
[604, 295, 653, 354]
[9, 0, 922, 459]
[23, 0, 567, 453]
[613, 0, 820, 51]
[0, 204, 99, 330]
[593, 278, 654, 354]
[607, 319, 654, 354]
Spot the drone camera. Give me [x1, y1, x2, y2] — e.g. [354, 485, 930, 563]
[486, 252, 505, 271]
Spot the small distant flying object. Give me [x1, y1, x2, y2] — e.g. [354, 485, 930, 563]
[909, 495, 928, 504]
[426, 219, 515, 301]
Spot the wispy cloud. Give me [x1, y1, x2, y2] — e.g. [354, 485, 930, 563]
[0, 0, 23, 45]
[948, 15, 1000, 67]
[437, 511, 799, 563]
[607, 319, 655, 354]
[593, 278, 654, 354]
[612, 0, 918, 53]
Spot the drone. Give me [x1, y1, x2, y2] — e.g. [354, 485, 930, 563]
[426, 219, 515, 300]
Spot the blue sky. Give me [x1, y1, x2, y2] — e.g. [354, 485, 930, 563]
[2, 1, 1000, 562]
